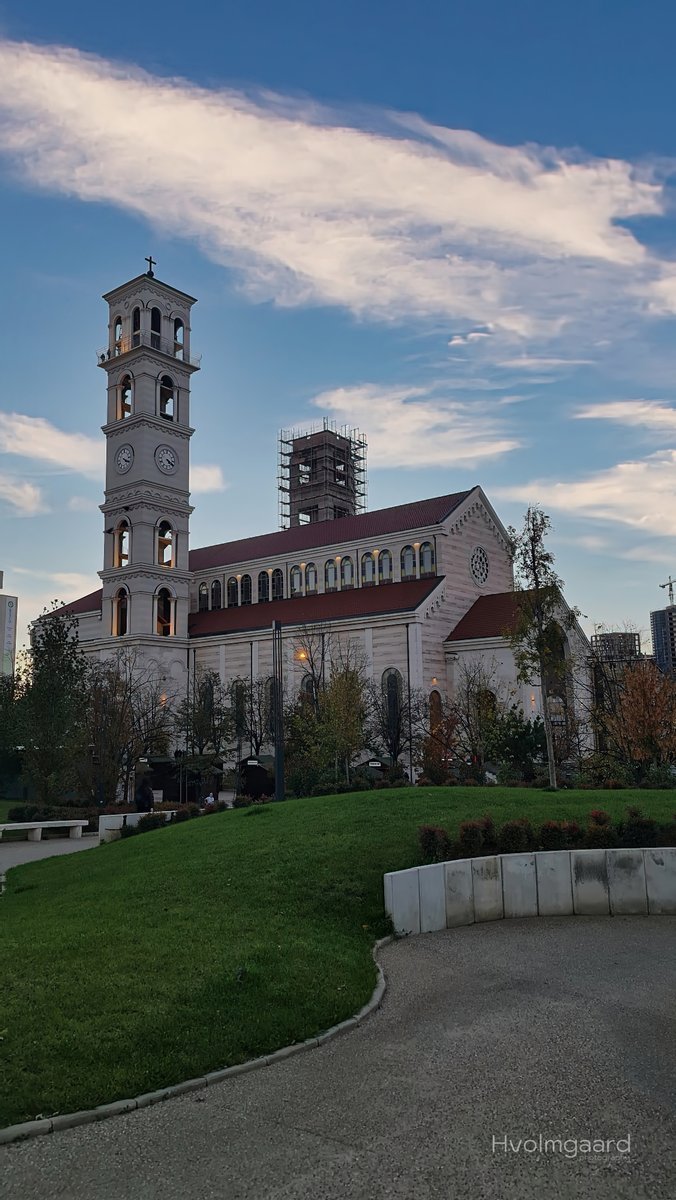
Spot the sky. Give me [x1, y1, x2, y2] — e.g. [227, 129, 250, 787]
[2, 0, 676, 649]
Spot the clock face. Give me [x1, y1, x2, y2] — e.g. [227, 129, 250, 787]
[155, 445, 177, 474]
[115, 445, 134, 473]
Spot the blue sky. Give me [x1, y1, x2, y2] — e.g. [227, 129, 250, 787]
[2, 0, 676, 647]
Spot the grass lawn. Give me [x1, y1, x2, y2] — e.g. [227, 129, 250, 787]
[1, 785, 674, 1128]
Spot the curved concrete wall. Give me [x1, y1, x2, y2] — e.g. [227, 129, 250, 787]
[384, 848, 676, 935]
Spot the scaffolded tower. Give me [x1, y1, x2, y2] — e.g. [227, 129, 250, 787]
[278, 421, 367, 528]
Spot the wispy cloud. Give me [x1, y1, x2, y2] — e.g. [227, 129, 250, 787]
[496, 449, 676, 536]
[499, 356, 594, 370]
[191, 465, 228, 493]
[0, 473, 45, 516]
[0, 412, 102, 478]
[0, 410, 225, 494]
[309, 383, 520, 468]
[576, 399, 676, 431]
[0, 39, 670, 342]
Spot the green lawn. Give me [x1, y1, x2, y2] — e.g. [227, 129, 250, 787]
[1, 785, 674, 1128]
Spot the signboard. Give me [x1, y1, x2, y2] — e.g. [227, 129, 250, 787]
[368, 760, 383, 769]
[0, 595, 17, 677]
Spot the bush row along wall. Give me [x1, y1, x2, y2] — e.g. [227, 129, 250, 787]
[384, 848, 676, 935]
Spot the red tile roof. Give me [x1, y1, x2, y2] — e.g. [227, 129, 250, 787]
[188, 490, 473, 571]
[446, 591, 521, 641]
[189, 578, 442, 638]
[61, 589, 104, 616]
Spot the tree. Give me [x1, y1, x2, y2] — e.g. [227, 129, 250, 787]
[294, 624, 331, 715]
[16, 604, 89, 806]
[366, 672, 420, 772]
[508, 507, 579, 789]
[75, 651, 175, 807]
[487, 706, 546, 781]
[231, 676, 275, 757]
[414, 689, 458, 784]
[323, 639, 369, 784]
[450, 658, 507, 777]
[0, 673, 20, 791]
[175, 668, 232, 799]
[604, 660, 676, 770]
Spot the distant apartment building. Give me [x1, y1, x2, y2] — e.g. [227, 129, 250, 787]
[651, 606, 676, 674]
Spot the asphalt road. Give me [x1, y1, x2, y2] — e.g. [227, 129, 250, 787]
[2, 917, 675, 1200]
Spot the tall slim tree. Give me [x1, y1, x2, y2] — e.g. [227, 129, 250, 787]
[17, 605, 89, 807]
[508, 507, 579, 789]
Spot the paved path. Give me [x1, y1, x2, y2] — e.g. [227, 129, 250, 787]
[0, 833, 98, 874]
[2, 917, 675, 1200]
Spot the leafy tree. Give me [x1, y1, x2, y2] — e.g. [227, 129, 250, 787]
[366, 670, 414, 769]
[604, 660, 676, 770]
[16, 604, 89, 806]
[487, 706, 546, 781]
[323, 641, 368, 784]
[0, 673, 20, 791]
[508, 507, 579, 789]
[230, 676, 275, 757]
[415, 690, 458, 784]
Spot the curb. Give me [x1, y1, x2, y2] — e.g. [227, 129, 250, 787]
[0, 935, 393, 1147]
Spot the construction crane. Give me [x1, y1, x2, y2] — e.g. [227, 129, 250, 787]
[659, 576, 675, 606]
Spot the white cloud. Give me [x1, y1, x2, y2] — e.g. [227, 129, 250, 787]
[499, 356, 594, 370]
[496, 449, 676, 536]
[448, 329, 492, 346]
[0, 412, 103, 478]
[191, 465, 228, 492]
[309, 383, 520, 468]
[576, 399, 676, 431]
[13, 567, 98, 593]
[67, 495, 99, 512]
[0, 473, 45, 516]
[0, 39, 668, 339]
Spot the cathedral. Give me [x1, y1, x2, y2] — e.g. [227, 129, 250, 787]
[64, 266, 590, 764]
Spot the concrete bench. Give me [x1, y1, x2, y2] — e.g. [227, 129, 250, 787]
[0, 820, 89, 842]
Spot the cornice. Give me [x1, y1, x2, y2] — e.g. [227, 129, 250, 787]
[103, 417, 194, 441]
[448, 497, 511, 552]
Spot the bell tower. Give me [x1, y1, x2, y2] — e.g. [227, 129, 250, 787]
[97, 260, 199, 665]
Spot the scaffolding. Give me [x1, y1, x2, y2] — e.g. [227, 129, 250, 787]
[278, 420, 367, 529]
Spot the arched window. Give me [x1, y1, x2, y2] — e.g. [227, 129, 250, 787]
[227, 577, 238, 607]
[420, 541, 435, 577]
[211, 579, 222, 611]
[305, 562, 317, 594]
[382, 668, 403, 748]
[174, 318, 184, 360]
[241, 574, 252, 605]
[379, 549, 392, 585]
[156, 587, 174, 636]
[258, 571, 270, 603]
[117, 374, 132, 420]
[272, 568, 284, 600]
[113, 520, 130, 568]
[401, 545, 416, 581]
[290, 566, 303, 597]
[300, 675, 315, 704]
[361, 552, 375, 587]
[157, 521, 174, 567]
[325, 559, 337, 592]
[113, 316, 123, 356]
[151, 306, 162, 351]
[132, 306, 141, 348]
[198, 582, 208, 612]
[159, 375, 175, 421]
[113, 588, 128, 637]
[429, 690, 442, 734]
[341, 556, 354, 589]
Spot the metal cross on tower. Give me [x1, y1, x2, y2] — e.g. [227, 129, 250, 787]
[659, 576, 675, 605]
[145, 255, 156, 277]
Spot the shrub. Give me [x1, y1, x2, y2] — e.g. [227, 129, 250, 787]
[171, 807, 192, 824]
[136, 812, 167, 833]
[458, 820, 484, 857]
[478, 814, 497, 852]
[232, 793, 254, 809]
[658, 816, 676, 846]
[538, 820, 569, 851]
[575, 753, 632, 789]
[585, 821, 619, 849]
[418, 825, 452, 863]
[618, 806, 659, 848]
[562, 820, 584, 847]
[588, 808, 611, 827]
[640, 764, 676, 789]
[497, 819, 535, 855]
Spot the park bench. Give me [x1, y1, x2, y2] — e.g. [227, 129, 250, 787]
[0, 820, 89, 842]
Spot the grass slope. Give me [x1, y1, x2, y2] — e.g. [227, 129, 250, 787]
[1, 786, 674, 1128]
